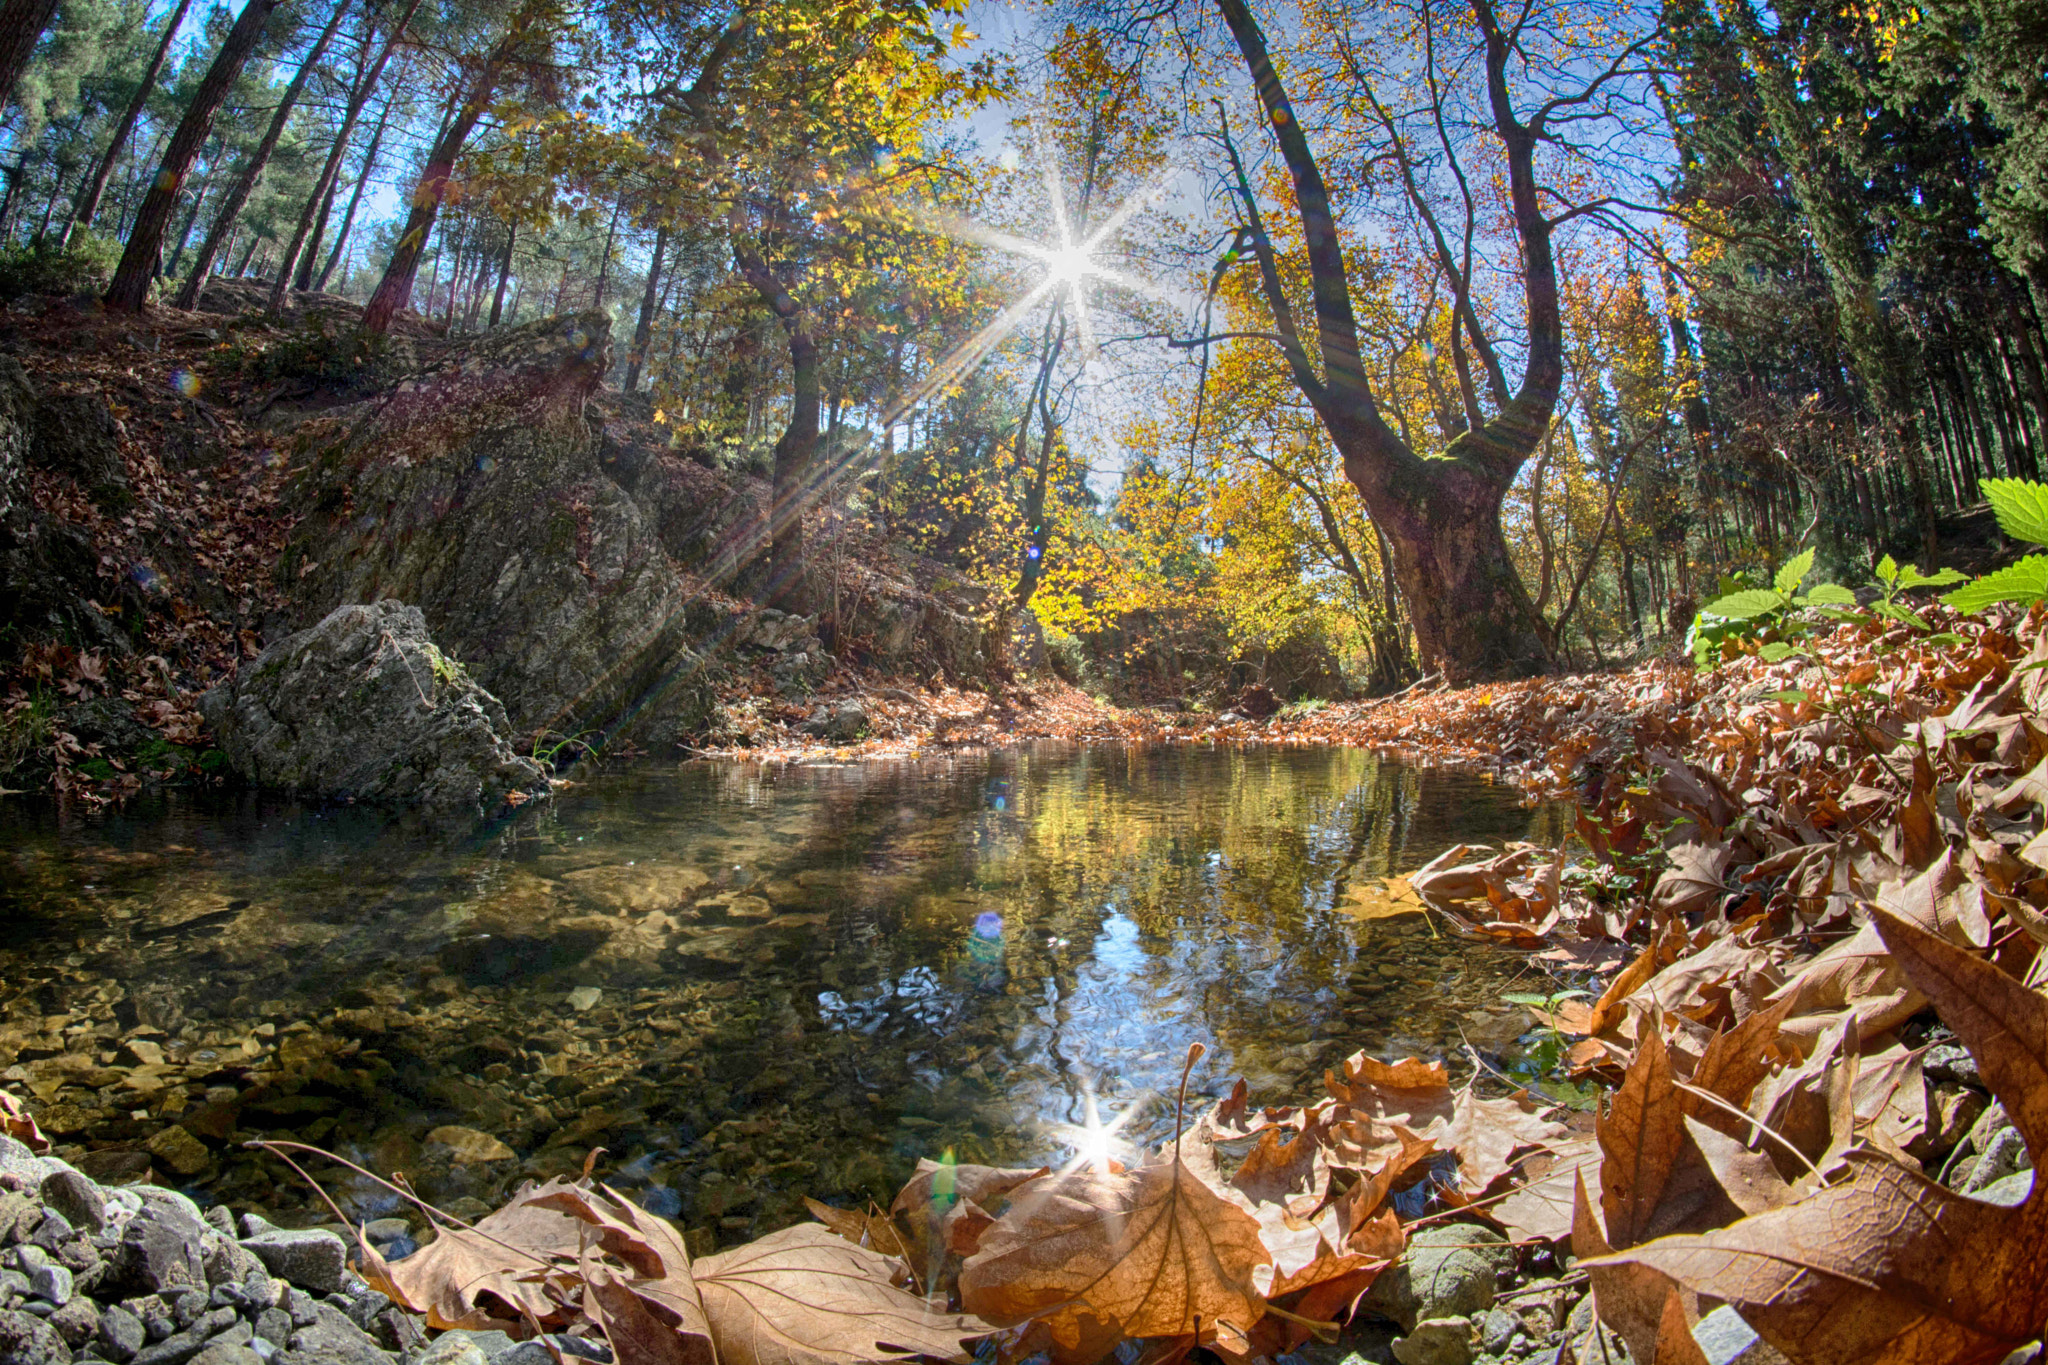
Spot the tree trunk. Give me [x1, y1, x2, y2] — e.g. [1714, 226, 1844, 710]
[1215, 0, 1555, 681]
[768, 321, 820, 609]
[623, 222, 668, 390]
[177, 0, 350, 310]
[104, 0, 281, 311]
[0, 0, 59, 115]
[592, 196, 621, 309]
[361, 0, 543, 335]
[314, 82, 394, 293]
[67, 0, 192, 240]
[273, 4, 419, 312]
[488, 219, 515, 325]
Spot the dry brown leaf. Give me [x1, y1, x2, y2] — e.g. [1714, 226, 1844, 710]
[0, 1090, 47, 1153]
[1572, 1170, 1679, 1365]
[1598, 1027, 1736, 1249]
[1585, 908, 2048, 1365]
[529, 1183, 712, 1354]
[1654, 1287, 1709, 1365]
[804, 1199, 912, 1263]
[1652, 840, 1734, 920]
[1440, 1087, 1565, 1197]
[361, 1178, 589, 1330]
[957, 1149, 1269, 1365]
[1680, 1117, 1794, 1217]
[1491, 1137, 1600, 1243]
[694, 1222, 990, 1365]
[888, 1160, 1046, 1287]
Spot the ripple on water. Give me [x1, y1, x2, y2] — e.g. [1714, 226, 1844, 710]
[0, 743, 1565, 1243]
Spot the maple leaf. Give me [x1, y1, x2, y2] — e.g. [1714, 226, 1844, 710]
[1584, 907, 2048, 1365]
[0, 1089, 48, 1153]
[693, 1222, 991, 1365]
[957, 1137, 1270, 1365]
[359, 1177, 591, 1330]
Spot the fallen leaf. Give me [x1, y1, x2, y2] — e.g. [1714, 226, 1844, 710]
[361, 1177, 590, 1330]
[694, 1222, 991, 1365]
[958, 1147, 1269, 1365]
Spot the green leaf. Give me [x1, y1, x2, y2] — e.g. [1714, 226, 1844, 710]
[1800, 582, 1858, 606]
[1765, 689, 1809, 703]
[1500, 993, 1553, 1007]
[1758, 641, 1805, 663]
[1703, 589, 1786, 620]
[1871, 600, 1932, 632]
[1897, 565, 1967, 590]
[1773, 548, 1816, 597]
[1943, 554, 2048, 613]
[1875, 553, 1900, 585]
[1982, 479, 2048, 548]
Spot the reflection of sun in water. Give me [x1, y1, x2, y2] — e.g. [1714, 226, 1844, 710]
[1048, 1081, 1143, 1175]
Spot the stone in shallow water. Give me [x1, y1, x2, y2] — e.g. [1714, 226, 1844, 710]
[565, 988, 601, 1013]
[422, 1129, 513, 1164]
[142, 1128, 210, 1178]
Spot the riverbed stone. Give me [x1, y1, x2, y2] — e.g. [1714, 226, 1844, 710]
[279, 1302, 390, 1365]
[1360, 1225, 1507, 1332]
[43, 1301, 95, 1350]
[37, 1176, 105, 1238]
[27, 1267, 70, 1308]
[200, 602, 547, 817]
[113, 1206, 209, 1298]
[1391, 1317, 1473, 1365]
[141, 1129, 209, 1179]
[97, 1308, 144, 1363]
[0, 1307, 71, 1365]
[234, 1235, 342, 1299]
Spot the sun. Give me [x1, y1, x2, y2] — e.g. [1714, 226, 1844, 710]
[1043, 243, 1094, 287]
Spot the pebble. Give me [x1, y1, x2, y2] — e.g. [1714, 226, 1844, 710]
[100, 1305, 147, 1362]
[28, 1264, 72, 1307]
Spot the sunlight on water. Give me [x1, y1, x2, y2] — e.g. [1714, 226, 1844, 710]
[0, 744, 1562, 1240]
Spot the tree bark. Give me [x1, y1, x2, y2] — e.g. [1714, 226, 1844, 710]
[623, 222, 668, 390]
[0, 0, 59, 116]
[66, 0, 192, 240]
[272, 2, 420, 312]
[313, 81, 394, 293]
[1215, 0, 1556, 681]
[104, 0, 281, 312]
[735, 236, 818, 610]
[361, 0, 545, 335]
[177, 0, 351, 310]
[488, 218, 515, 326]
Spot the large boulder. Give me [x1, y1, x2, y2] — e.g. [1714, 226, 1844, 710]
[200, 601, 546, 814]
[280, 313, 715, 748]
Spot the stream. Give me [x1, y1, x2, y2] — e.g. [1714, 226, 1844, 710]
[0, 743, 1566, 1243]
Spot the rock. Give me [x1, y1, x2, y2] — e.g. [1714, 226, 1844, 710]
[564, 988, 601, 1013]
[200, 602, 547, 816]
[355, 1224, 407, 1249]
[235, 1233, 344, 1297]
[406, 1337, 484, 1365]
[30, 391, 129, 508]
[282, 313, 716, 752]
[0, 1271, 26, 1307]
[488, 1346, 548, 1365]
[1360, 1225, 1508, 1332]
[70, 1154, 152, 1189]
[113, 1205, 210, 1297]
[1391, 1318, 1473, 1365]
[1923, 1042, 1981, 1087]
[1691, 1305, 1788, 1365]
[188, 1347, 259, 1365]
[0, 1196, 34, 1247]
[37, 1176, 106, 1237]
[42, 1303, 93, 1351]
[428, 1335, 512, 1363]
[421, 1129, 512, 1165]
[97, 1309, 144, 1364]
[1976, 1169, 2034, 1206]
[142, 1129, 210, 1179]
[25, 1268, 69, 1308]
[1961, 1123, 2030, 1194]
[0, 1308, 71, 1365]
[1476, 1310, 1517, 1356]
[279, 1302, 390, 1365]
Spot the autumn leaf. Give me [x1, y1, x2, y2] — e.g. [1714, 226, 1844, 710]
[1583, 908, 2048, 1365]
[360, 1177, 590, 1330]
[528, 1183, 713, 1360]
[957, 1145, 1270, 1365]
[693, 1222, 991, 1365]
[0, 1090, 48, 1153]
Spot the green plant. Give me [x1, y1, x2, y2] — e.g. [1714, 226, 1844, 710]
[0, 231, 119, 301]
[531, 728, 605, 768]
[1848, 554, 1968, 629]
[1944, 478, 2048, 613]
[1689, 549, 1858, 669]
[1499, 986, 1600, 1109]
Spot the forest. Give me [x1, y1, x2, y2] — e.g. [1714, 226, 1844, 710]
[0, 0, 2038, 697]
[2, 0, 2048, 1362]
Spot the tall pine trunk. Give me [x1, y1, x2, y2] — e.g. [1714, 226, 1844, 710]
[272, 2, 419, 312]
[0, 0, 59, 115]
[177, 0, 350, 310]
[66, 0, 192, 241]
[623, 223, 668, 390]
[314, 83, 393, 292]
[104, 0, 281, 312]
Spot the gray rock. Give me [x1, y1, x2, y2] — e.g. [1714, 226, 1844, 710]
[487, 1347, 548, 1365]
[97, 1310, 144, 1364]
[0, 1308, 72, 1365]
[114, 1209, 210, 1299]
[202, 602, 547, 816]
[16, 1307, 52, 1322]
[43, 1304, 94, 1351]
[406, 1338, 483, 1365]
[30, 391, 129, 507]
[169, 1298, 205, 1334]
[200, 1241, 261, 1292]
[248, 1321, 285, 1357]
[234, 1235, 343, 1300]
[1477, 1311, 1517, 1356]
[27, 1213, 73, 1255]
[0, 1272, 27, 1307]
[355, 1225, 408, 1250]
[26, 1268, 69, 1308]
[240, 1275, 282, 1313]
[129, 1325, 211, 1365]
[280, 1296, 316, 1334]
[1963, 1124, 2032, 1195]
[1978, 1170, 2035, 1207]
[426, 1336, 512, 1363]
[1360, 1225, 1508, 1332]
[279, 1303, 390, 1365]
[1692, 1306, 1788, 1365]
[1923, 1041, 1981, 1087]
[188, 1349, 258, 1365]
[37, 1177, 106, 1239]
[283, 313, 719, 753]
[1391, 1318, 1473, 1365]
[0, 1196, 36, 1248]
[8, 1254, 47, 1277]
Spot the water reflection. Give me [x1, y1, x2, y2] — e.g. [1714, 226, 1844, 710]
[0, 744, 1562, 1241]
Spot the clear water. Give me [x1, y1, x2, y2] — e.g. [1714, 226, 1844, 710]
[0, 744, 1564, 1240]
